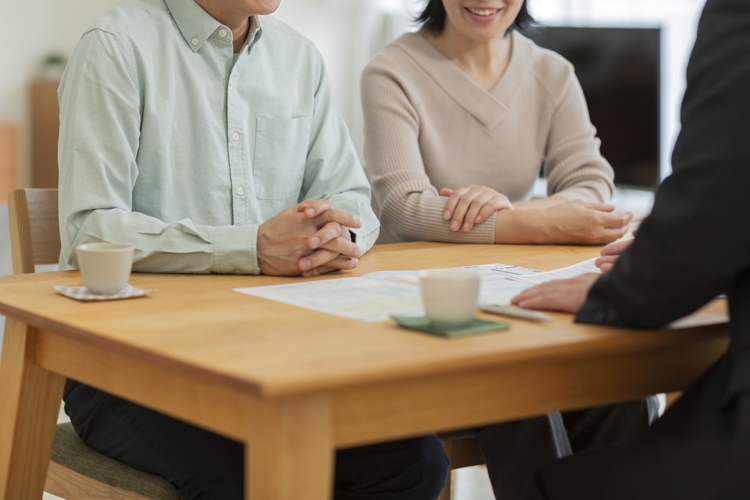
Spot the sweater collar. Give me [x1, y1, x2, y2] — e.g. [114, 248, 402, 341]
[398, 31, 533, 129]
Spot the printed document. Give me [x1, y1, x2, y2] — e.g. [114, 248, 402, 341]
[234, 258, 601, 322]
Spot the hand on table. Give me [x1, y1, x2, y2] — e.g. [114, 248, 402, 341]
[510, 274, 600, 313]
[511, 196, 567, 211]
[532, 200, 632, 245]
[440, 185, 514, 233]
[257, 199, 362, 277]
[595, 230, 637, 272]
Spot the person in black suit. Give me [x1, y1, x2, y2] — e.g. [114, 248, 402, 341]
[509, 0, 750, 497]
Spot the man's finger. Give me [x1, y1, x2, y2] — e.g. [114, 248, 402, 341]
[308, 222, 344, 249]
[511, 286, 544, 305]
[594, 255, 619, 269]
[297, 199, 333, 218]
[317, 208, 363, 229]
[599, 262, 615, 273]
[600, 239, 633, 256]
[302, 256, 359, 277]
[318, 234, 361, 259]
[511, 275, 598, 313]
[298, 248, 339, 272]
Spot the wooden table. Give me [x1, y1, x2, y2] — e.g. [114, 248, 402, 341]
[0, 242, 729, 500]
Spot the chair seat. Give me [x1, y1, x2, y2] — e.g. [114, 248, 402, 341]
[51, 422, 183, 500]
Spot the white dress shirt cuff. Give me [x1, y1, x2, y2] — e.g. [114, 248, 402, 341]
[211, 225, 260, 275]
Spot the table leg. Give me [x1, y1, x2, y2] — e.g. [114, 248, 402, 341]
[0, 320, 66, 500]
[246, 395, 334, 500]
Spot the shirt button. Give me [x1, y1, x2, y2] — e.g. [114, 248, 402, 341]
[191, 37, 199, 46]
[237, 187, 244, 196]
[219, 29, 227, 37]
[232, 132, 239, 141]
[230, 78, 235, 86]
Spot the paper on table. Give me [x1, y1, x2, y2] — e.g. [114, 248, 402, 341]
[234, 260, 599, 322]
[505, 258, 601, 284]
[235, 276, 421, 322]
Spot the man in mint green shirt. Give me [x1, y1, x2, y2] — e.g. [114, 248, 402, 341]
[58, 0, 448, 499]
[58, 0, 379, 277]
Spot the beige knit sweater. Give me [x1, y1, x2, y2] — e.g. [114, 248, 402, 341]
[361, 31, 615, 244]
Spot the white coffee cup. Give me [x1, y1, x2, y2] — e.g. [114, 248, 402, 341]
[76, 243, 134, 295]
[420, 269, 480, 328]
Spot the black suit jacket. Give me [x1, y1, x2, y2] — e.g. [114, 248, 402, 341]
[576, 0, 750, 404]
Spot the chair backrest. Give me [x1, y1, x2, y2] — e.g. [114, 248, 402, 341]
[8, 189, 61, 274]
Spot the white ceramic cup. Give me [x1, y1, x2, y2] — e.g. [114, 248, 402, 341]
[76, 243, 134, 295]
[420, 269, 480, 328]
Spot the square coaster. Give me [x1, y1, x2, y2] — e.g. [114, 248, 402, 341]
[391, 315, 510, 338]
[54, 284, 153, 301]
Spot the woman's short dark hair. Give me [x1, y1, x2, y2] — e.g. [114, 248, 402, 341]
[417, 1, 535, 35]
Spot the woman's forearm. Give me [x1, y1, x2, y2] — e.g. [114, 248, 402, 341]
[512, 196, 567, 211]
[493, 209, 546, 244]
[493, 201, 631, 245]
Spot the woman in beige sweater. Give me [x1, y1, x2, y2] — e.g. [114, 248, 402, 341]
[362, 2, 655, 499]
[361, 0, 633, 245]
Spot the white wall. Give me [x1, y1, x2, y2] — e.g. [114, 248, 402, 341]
[0, 0, 129, 186]
[272, 0, 414, 162]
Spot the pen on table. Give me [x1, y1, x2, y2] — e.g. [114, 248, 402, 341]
[480, 305, 554, 322]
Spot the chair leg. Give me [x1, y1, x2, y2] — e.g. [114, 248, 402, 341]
[438, 439, 454, 500]
[437, 469, 454, 500]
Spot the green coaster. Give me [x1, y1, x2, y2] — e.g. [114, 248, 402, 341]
[391, 315, 510, 338]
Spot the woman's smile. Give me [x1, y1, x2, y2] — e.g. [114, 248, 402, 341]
[465, 6, 503, 23]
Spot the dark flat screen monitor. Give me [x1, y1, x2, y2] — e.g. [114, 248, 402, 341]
[527, 26, 661, 189]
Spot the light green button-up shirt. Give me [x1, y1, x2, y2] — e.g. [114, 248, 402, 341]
[58, 0, 379, 274]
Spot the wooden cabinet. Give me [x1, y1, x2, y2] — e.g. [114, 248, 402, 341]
[0, 124, 18, 202]
[30, 80, 60, 189]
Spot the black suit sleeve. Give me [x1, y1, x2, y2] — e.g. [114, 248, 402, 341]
[576, 0, 750, 328]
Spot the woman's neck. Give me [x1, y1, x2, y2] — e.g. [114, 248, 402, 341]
[421, 25, 513, 92]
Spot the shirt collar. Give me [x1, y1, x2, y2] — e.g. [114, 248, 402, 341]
[164, 0, 262, 53]
[164, 0, 220, 52]
[242, 15, 263, 54]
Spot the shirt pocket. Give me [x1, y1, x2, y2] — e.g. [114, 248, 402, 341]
[253, 116, 311, 200]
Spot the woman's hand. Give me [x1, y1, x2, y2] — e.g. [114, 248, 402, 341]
[595, 230, 637, 271]
[441, 185, 514, 233]
[511, 274, 600, 313]
[525, 200, 632, 245]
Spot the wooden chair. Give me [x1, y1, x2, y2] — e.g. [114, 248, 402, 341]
[7, 188, 182, 500]
[438, 431, 487, 500]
